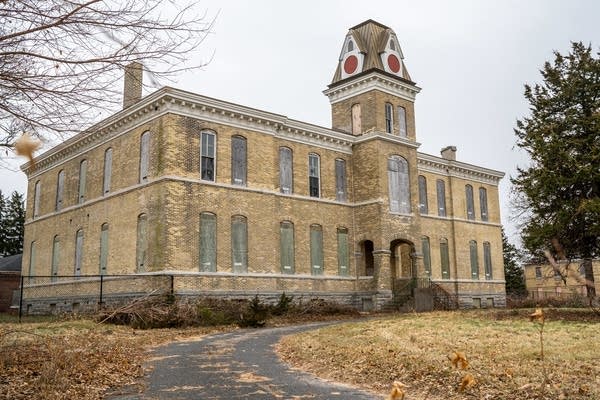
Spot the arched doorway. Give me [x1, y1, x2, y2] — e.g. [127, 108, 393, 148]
[390, 239, 415, 279]
[358, 240, 374, 276]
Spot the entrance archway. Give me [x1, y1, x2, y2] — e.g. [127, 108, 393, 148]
[390, 239, 415, 280]
[359, 240, 374, 276]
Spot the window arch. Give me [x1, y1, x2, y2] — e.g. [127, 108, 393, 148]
[469, 240, 479, 279]
[279, 147, 293, 194]
[465, 184, 475, 220]
[347, 39, 354, 52]
[280, 221, 295, 274]
[199, 212, 217, 272]
[310, 224, 323, 275]
[479, 187, 489, 221]
[56, 170, 65, 211]
[388, 155, 410, 213]
[231, 215, 248, 273]
[231, 135, 247, 185]
[308, 153, 320, 198]
[74, 229, 84, 276]
[99, 223, 109, 275]
[139, 131, 150, 183]
[440, 237, 450, 279]
[103, 148, 113, 194]
[136, 214, 147, 272]
[51, 235, 60, 281]
[201, 130, 216, 181]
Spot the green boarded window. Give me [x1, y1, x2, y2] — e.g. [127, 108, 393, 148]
[310, 224, 323, 275]
[74, 229, 84, 276]
[469, 240, 479, 279]
[436, 179, 446, 217]
[280, 221, 295, 274]
[103, 148, 113, 195]
[279, 147, 293, 194]
[231, 136, 247, 185]
[28, 241, 36, 279]
[78, 159, 87, 204]
[418, 175, 428, 214]
[99, 223, 109, 275]
[136, 214, 147, 272]
[335, 159, 347, 202]
[337, 228, 349, 276]
[466, 185, 475, 220]
[231, 215, 248, 273]
[483, 242, 493, 280]
[56, 170, 65, 211]
[51, 236, 60, 281]
[139, 131, 150, 183]
[397, 106, 407, 137]
[33, 180, 41, 218]
[199, 213, 217, 272]
[421, 236, 431, 276]
[479, 187, 489, 221]
[388, 156, 410, 214]
[440, 238, 450, 279]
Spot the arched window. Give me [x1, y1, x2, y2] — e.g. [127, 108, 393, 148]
[231, 136, 247, 185]
[465, 184, 475, 220]
[201, 130, 216, 181]
[337, 228, 349, 276]
[231, 215, 247, 273]
[136, 214, 147, 272]
[436, 179, 446, 217]
[385, 103, 393, 133]
[280, 221, 295, 274]
[483, 242, 493, 279]
[33, 180, 41, 218]
[308, 153, 320, 198]
[99, 223, 109, 275]
[199, 212, 217, 272]
[388, 155, 410, 213]
[397, 106, 407, 137]
[418, 175, 428, 214]
[335, 159, 347, 202]
[279, 147, 293, 194]
[347, 39, 354, 52]
[74, 229, 84, 276]
[479, 187, 489, 221]
[351, 103, 361, 134]
[28, 241, 36, 279]
[469, 240, 479, 279]
[139, 131, 150, 183]
[421, 236, 431, 276]
[56, 170, 65, 211]
[390, 39, 396, 51]
[51, 236, 60, 281]
[78, 159, 87, 204]
[103, 148, 113, 194]
[440, 238, 450, 279]
[310, 224, 323, 275]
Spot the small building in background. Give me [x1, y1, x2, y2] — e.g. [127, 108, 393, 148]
[0, 254, 22, 313]
[523, 260, 599, 300]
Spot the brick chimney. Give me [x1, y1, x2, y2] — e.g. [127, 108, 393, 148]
[123, 62, 143, 109]
[441, 146, 457, 161]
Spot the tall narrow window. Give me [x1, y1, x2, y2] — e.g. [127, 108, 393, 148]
[418, 175, 428, 214]
[385, 102, 393, 133]
[99, 223, 109, 275]
[201, 130, 216, 181]
[388, 156, 410, 213]
[279, 147, 293, 194]
[436, 179, 446, 217]
[55, 170, 65, 211]
[103, 148, 113, 195]
[397, 106, 407, 137]
[335, 159, 347, 201]
[139, 131, 150, 183]
[33, 180, 41, 218]
[351, 103, 361, 134]
[136, 214, 147, 272]
[78, 159, 87, 204]
[280, 221, 295, 274]
[74, 229, 84, 276]
[440, 238, 450, 279]
[310, 224, 324, 275]
[483, 242, 493, 279]
[465, 184, 475, 220]
[231, 136, 247, 185]
[421, 236, 431, 276]
[308, 153, 320, 198]
[337, 228, 349, 276]
[231, 215, 248, 273]
[479, 187, 489, 221]
[469, 240, 479, 279]
[199, 212, 217, 272]
[51, 236, 60, 281]
[28, 241, 36, 278]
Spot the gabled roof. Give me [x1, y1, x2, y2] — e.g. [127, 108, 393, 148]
[0, 254, 22, 273]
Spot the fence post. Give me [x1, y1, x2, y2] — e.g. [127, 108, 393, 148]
[18, 275, 24, 323]
[99, 275, 104, 307]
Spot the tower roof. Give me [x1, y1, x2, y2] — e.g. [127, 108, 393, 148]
[331, 20, 413, 86]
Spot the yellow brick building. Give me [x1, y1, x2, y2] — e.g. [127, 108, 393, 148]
[524, 260, 599, 300]
[21, 20, 505, 310]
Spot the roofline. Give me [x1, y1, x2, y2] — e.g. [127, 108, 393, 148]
[328, 67, 417, 90]
[350, 19, 390, 31]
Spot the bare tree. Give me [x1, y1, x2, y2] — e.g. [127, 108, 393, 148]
[0, 0, 213, 162]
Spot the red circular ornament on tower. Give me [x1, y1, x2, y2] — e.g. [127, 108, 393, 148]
[343, 55, 358, 74]
[387, 54, 401, 73]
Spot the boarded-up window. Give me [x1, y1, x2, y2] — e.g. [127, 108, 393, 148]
[535, 266, 542, 279]
[28, 241, 36, 278]
[33, 180, 41, 218]
[103, 148, 112, 194]
[436, 179, 446, 217]
[479, 187, 488, 221]
[397, 106, 407, 137]
[199, 212, 217, 272]
[309, 153, 320, 198]
[388, 156, 410, 213]
[99, 223, 109, 275]
[465, 184, 475, 220]
[385, 103, 393, 133]
[440, 238, 450, 279]
[483, 242, 492, 279]
[280, 221, 295, 274]
[421, 236, 431, 276]
[55, 170, 65, 211]
[51, 236, 60, 281]
[74, 229, 84, 276]
[78, 159, 87, 204]
[231, 136, 247, 185]
[279, 147, 293, 194]
[139, 131, 150, 183]
[418, 175, 428, 214]
[470, 240, 479, 279]
[136, 214, 147, 272]
[231, 215, 248, 273]
[310, 224, 323, 275]
[335, 159, 347, 201]
[201, 131, 216, 181]
[351, 103, 361, 134]
[337, 228, 349, 276]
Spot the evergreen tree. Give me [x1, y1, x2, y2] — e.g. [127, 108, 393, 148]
[512, 42, 600, 260]
[502, 229, 526, 296]
[2, 191, 25, 256]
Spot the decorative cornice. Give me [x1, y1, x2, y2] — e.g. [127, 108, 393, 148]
[323, 71, 421, 104]
[417, 152, 505, 185]
[353, 130, 421, 149]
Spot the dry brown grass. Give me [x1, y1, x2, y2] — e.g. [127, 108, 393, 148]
[277, 309, 600, 400]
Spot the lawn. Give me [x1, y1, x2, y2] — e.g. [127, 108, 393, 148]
[277, 309, 600, 400]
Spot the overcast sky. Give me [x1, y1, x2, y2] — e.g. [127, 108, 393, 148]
[2, 0, 599, 244]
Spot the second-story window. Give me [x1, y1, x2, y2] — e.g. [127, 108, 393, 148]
[56, 170, 65, 211]
[385, 103, 393, 133]
[335, 159, 347, 202]
[436, 179, 446, 217]
[279, 147, 293, 194]
[418, 175, 428, 214]
[139, 131, 150, 183]
[308, 153, 320, 198]
[201, 131, 216, 181]
[466, 184, 475, 220]
[388, 155, 410, 213]
[479, 187, 489, 221]
[397, 106, 407, 137]
[33, 180, 41, 218]
[231, 136, 247, 186]
[103, 148, 113, 195]
[78, 159, 87, 204]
